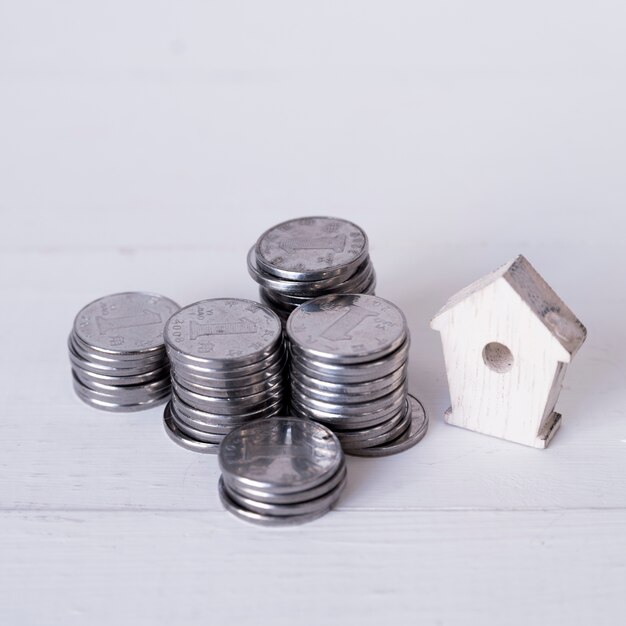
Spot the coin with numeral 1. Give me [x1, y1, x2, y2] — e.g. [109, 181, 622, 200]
[286, 294, 408, 364]
[164, 298, 282, 369]
[162, 299, 287, 453]
[73, 292, 180, 355]
[69, 292, 179, 413]
[217, 417, 346, 526]
[255, 216, 369, 282]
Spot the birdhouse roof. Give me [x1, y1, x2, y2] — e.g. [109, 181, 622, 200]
[431, 255, 587, 358]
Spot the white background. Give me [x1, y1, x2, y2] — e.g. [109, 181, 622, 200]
[1, 2, 625, 625]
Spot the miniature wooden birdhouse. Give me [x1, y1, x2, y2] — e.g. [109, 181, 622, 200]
[430, 255, 586, 448]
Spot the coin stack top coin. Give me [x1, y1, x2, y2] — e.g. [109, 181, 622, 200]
[163, 298, 287, 453]
[218, 417, 346, 526]
[286, 294, 428, 456]
[69, 292, 179, 412]
[248, 216, 376, 324]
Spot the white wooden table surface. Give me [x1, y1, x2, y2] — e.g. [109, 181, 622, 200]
[1, 3, 625, 624]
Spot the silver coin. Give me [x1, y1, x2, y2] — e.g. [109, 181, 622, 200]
[258, 285, 299, 306]
[164, 299, 282, 368]
[172, 374, 283, 403]
[289, 395, 406, 429]
[71, 371, 170, 395]
[172, 396, 283, 434]
[73, 379, 170, 406]
[171, 347, 286, 380]
[172, 379, 284, 415]
[174, 420, 225, 445]
[287, 294, 408, 365]
[72, 362, 169, 387]
[167, 337, 285, 378]
[173, 369, 285, 399]
[168, 405, 225, 444]
[290, 372, 407, 405]
[73, 292, 179, 356]
[289, 390, 406, 430]
[167, 342, 285, 376]
[254, 216, 369, 282]
[173, 407, 257, 435]
[224, 462, 347, 505]
[334, 266, 376, 299]
[333, 400, 409, 445]
[75, 392, 169, 412]
[250, 252, 373, 299]
[69, 331, 165, 362]
[71, 367, 170, 390]
[218, 476, 337, 526]
[259, 289, 295, 315]
[260, 273, 373, 306]
[290, 404, 403, 432]
[311, 261, 374, 299]
[340, 401, 412, 450]
[73, 381, 169, 412]
[262, 262, 374, 306]
[249, 246, 374, 297]
[219, 417, 344, 494]
[163, 402, 220, 454]
[173, 356, 287, 389]
[350, 409, 412, 449]
[345, 395, 428, 457]
[68, 342, 165, 376]
[290, 363, 406, 396]
[251, 242, 372, 291]
[171, 390, 280, 426]
[363, 281, 377, 296]
[171, 389, 285, 424]
[224, 472, 346, 517]
[290, 380, 407, 417]
[264, 290, 320, 306]
[247, 247, 360, 295]
[72, 370, 170, 400]
[290, 339, 409, 383]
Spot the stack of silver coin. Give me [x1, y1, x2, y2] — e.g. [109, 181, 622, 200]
[247, 216, 376, 323]
[69, 292, 180, 412]
[287, 294, 428, 456]
[162, 298, 287, 453]
[218, 417, 346, 526]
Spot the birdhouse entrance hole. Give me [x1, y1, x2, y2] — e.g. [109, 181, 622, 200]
[483, 342, 514, 373]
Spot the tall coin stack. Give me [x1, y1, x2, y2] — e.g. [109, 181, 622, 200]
[69, 292, 180, 412]
[163, 298, 287, 453]
[218, 417, 346, 526]
[247, 216, 376, 324]
[286, 294, 428, 456]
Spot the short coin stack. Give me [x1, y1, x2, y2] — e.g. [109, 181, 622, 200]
[287, 294, 428, 456]
[163, 298, 287, 453]
[247, 216, 376, 323]
[69, 292, 179, 412]
[218, 417, 346, 526]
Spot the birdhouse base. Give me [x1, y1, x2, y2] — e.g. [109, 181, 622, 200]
[443, 408, 562, 449]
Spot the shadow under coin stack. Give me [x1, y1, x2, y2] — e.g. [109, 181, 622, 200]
[69, 292, 180, 412]
[247, 216, 376, 324]
[218, 417, 346, 526]
[287, 294, 428, 456]
[163, 298, 287, 453]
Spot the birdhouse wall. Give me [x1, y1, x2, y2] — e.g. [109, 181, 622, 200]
[437, 279, 568, 447]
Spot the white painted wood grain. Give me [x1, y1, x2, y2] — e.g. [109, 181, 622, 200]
[1, 510, 625, 626]
[1, 2, 626, 624]
[0, 246, 623, 514]
[1, 241, 624, 625]
[431, 255, 587, 448]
